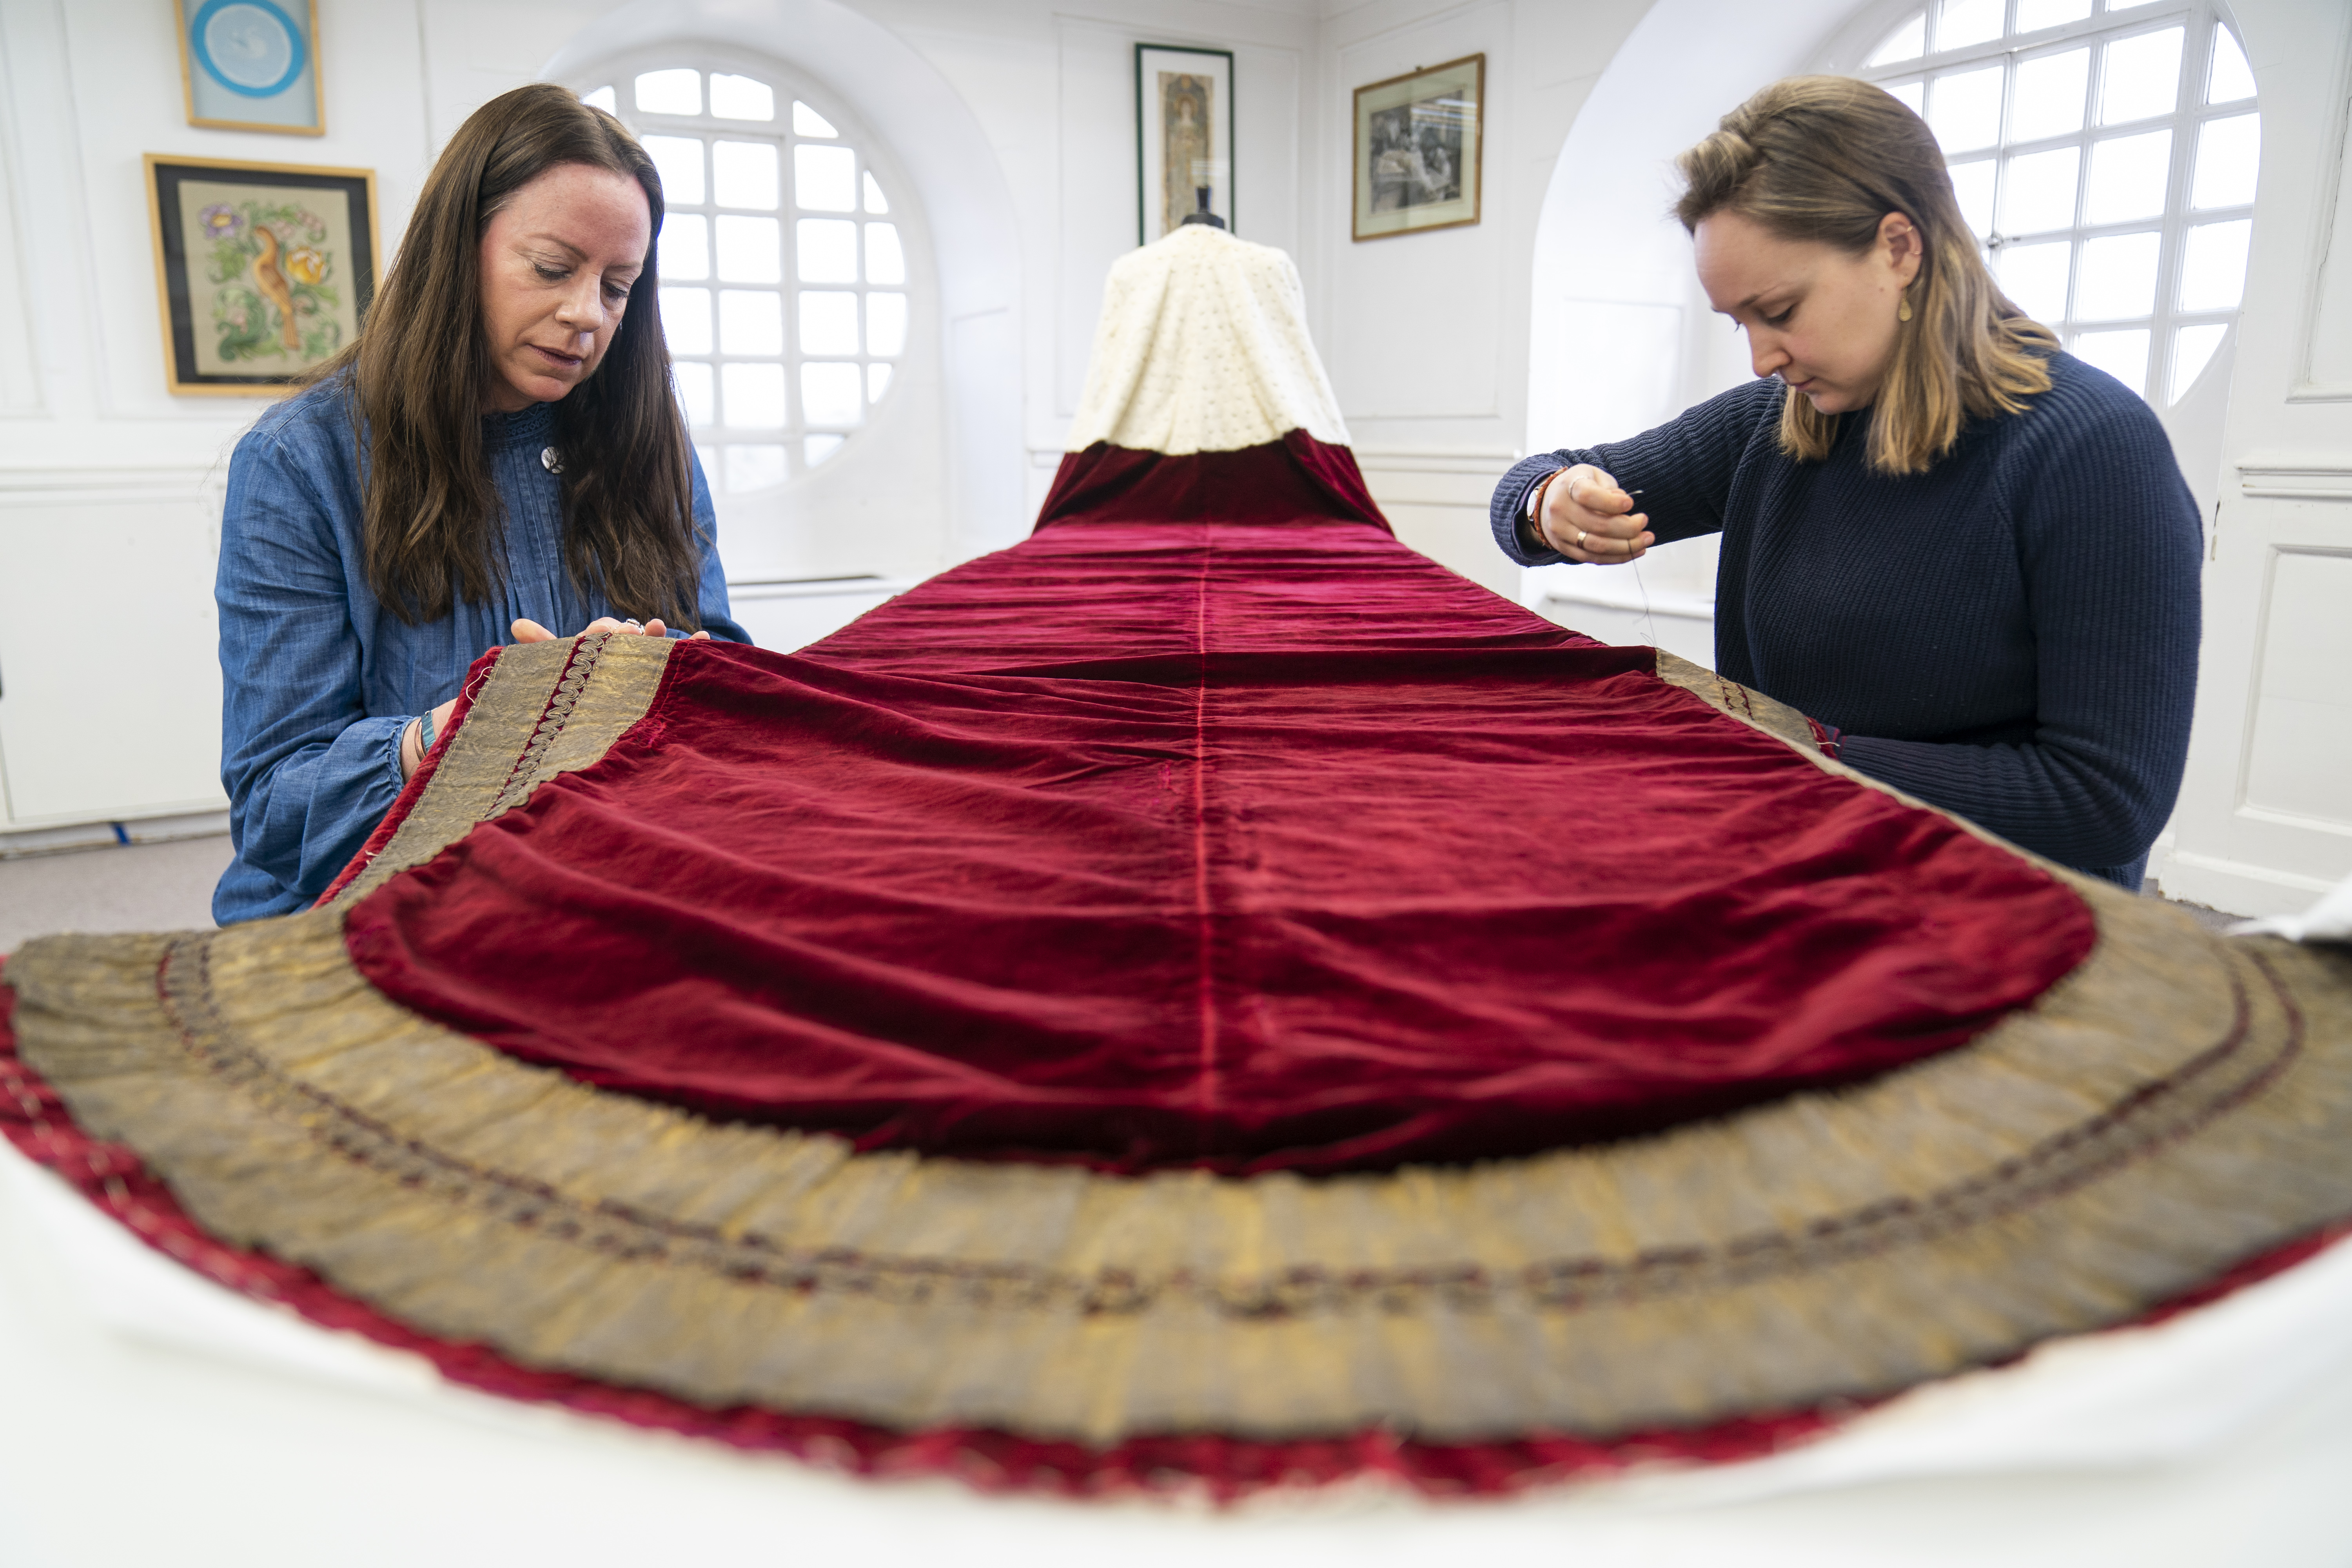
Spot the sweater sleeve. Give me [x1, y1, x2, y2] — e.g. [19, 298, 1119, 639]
[1490, 378, 1784, 566]
[1835, 399, 2203, 871]
[214, 425, 412, 919]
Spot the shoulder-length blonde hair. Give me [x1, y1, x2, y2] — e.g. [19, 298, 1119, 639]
[1675, 75, 2056, 475]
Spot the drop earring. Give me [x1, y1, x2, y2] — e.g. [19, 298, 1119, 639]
[1898, 294, 1914, 323]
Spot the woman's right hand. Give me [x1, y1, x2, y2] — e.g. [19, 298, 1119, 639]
[509, 617, 712, 643]
[1534, 464, 1654, 563]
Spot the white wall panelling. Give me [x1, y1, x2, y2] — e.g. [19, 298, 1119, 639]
[0, 469, 229, 829]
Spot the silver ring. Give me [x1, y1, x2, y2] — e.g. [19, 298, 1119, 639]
[619, 618, 643, 631]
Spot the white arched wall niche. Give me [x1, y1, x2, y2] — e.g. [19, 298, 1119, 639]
[1521, 0, 1863, 660]
[540, 0, 1025, 576]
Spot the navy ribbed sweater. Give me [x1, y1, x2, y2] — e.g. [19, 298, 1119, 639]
[1490, 353, 2201, 886]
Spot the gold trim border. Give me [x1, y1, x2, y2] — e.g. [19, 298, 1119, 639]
[11, 635, 2352, 1445]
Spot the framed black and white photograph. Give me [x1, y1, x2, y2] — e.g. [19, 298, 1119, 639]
[1136, 44, 1234, 244]
[1352, 54, 1483, 241]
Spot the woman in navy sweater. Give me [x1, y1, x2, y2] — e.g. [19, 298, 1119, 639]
[1492, 76, 2201, 891]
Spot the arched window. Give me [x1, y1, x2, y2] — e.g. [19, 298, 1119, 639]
[577, 60, 916, 494]
[1851, 1, 2259, 407]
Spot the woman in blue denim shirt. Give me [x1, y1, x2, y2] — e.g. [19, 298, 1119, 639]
[215, 85, 746, 924]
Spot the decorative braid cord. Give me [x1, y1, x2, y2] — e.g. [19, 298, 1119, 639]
[8, 637, 2352, 1446]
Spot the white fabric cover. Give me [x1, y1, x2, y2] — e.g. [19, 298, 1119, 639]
[6, 1136, 2352, 1566]
[2231, 870, 2352, 944]
[1063, 225, 1350, 457]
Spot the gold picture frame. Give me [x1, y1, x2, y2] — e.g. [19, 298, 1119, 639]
[145, 154, 379, 397]
[1352, 54, 1484, 242]
[174, 0, 325, 136]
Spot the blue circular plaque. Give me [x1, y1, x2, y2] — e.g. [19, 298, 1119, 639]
[189, 0, 307, 100]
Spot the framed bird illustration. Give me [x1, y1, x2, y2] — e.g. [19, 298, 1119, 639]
[144, 155, 378, 396]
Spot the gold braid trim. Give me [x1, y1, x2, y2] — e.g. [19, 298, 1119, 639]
[11, 633, 2352, 1444]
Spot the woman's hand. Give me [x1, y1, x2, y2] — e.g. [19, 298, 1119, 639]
[508, 617, 712, 642]
[398, 697, 461, 780]
[1535, 464, 1654, 563]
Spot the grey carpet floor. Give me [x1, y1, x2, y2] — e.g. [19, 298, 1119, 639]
[0, 836, 232, 957]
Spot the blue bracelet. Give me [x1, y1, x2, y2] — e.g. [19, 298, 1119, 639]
[417, 708, 437, 756]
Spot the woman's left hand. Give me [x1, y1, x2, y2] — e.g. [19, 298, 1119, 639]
[509, 617, 712, 642]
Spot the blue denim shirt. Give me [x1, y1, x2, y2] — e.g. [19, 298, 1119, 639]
[214, 377, 746, 924]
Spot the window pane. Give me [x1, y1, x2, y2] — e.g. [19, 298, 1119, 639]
[658, 214, 709, 281]
[1869, 13, 1924, 67]
[661, 287, 712, 355]
[802, 362, 864, 426]
[1928, 65, 2004, 153]
[796, 145, 859, 212]
[866, 292, 909, 357]
[722, 363, 787, 427]
[709, 73, 775, 121]
[1937, 0, 2002, 51]
[2013, 0, 2090, 31]
[695, 444, 718, 488]
[2179, 219, 2252, 310]
[2002, 146, 2079, 235]
[2071, 327, 2149, 393]
[799, 290, 859, 355]
[673, 360, 713, 427]
[805, 434, 845, 468]
[2170, 322, 2227, 401]
[2098, 28, 2183, 125]
[642, 135, 705, 206]
[2000, 240, 2072, 322]
[719, 290, 784, 355]
[793, 101, 840, 138]
[582, 85, 617, 113]
[715, 216, 782, 283]
[2192, 114, 2261, 209]
[2207, 25, 2256, 104]
[635, 69, 701, 116]
[2083, 129, 2172, 225]
[1948, 158, 1996, 238]
[864, 172, 891, 214]
[726, 445, 788, 492]
[2010, 48, 2089, 142]
[865, 222, 906, 284]
[1887, 78, 1926, 117]
[867, 363, 893, 404]
[2075, 230, 2160, 319]
[713, 141, 780, 209]
[797, 218, 859, 282]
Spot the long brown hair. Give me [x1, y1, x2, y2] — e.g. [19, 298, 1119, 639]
[309, 82, 701, 626]
[1675, 75, 2056, 475]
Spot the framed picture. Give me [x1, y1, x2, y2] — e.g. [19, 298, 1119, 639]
[1352, 54, 1484, 241]
[1136, 44, 1234, 244]
[144, 154, 379, 396]
[174, 0, 324, 135]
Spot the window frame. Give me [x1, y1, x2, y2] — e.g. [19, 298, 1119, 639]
[567, 48, 931, 494]
[1826, 0, 2258, 408]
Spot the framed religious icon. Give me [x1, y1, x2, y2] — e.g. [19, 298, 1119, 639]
[145, 154, 378, 396]
[1136, 44, 1234, 244]
[1352, 54, 1484, 241]
[174, 0, 325, 135]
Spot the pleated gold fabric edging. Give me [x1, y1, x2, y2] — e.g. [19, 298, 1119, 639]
[13, 631, 2352, 1445]
[325, 633, 675, 909]
[13, 883, 2352, 1443]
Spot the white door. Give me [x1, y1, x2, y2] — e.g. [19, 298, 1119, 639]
[2165, 0, 2352, 917]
